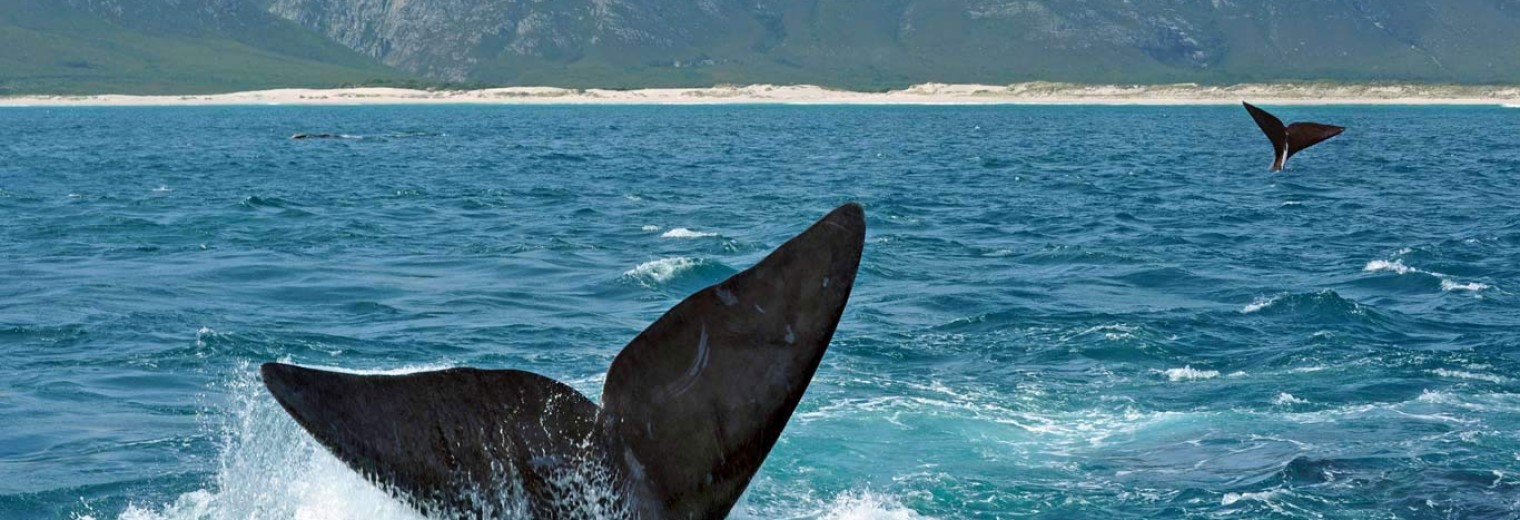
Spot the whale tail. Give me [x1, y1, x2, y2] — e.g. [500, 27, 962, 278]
[1243, 102, 1344, 171]
[261, 203, 867, 519]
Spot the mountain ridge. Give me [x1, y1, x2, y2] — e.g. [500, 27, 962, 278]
[5, 0, 1520, 94]
[0, 0, 402, 94]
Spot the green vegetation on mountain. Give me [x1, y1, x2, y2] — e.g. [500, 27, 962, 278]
[0, 0, 403, 94]
[5, 0, 1520, 94]
[270, 0, 1520, 90]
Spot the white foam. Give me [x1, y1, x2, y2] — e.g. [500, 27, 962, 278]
[1160, 366, 1220, 382]
[624, 257, 701, 285]
[112, 366, 427, 520]
[1440, 279, 1491, 292]
[1365, 259, 1491, 293]
[661, 227, 718, 239]
[1432, 368, 1509, 384]
[1074, 323, 1136, 341]
[1363, 259, 1417, 275]
[1240, 294, 1284, 314]
[1273, 393, 1308, 405]
[1221, 489, 1281, 506]
[816, 491, 930, 520]
[289, 362, 457, 376]
[640, 225, 660, 232]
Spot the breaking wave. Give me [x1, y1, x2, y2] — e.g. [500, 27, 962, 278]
[619, 257, 735, 291]
[1363, 258, 1492, 293]
[660, 227, 719, 239]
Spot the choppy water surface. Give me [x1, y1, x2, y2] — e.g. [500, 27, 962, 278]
[2, 105, 1519, 519]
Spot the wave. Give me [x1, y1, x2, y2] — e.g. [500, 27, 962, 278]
[624, 257, 703, 284]
[797, 380, 1191, 452]
[1439, 279, 1491, 292]
[1221, 489, 1283, 506]
[660, 227, 719, 239]
[1237, 290, 1363, 317]
[1072, 323, 1138, 341]
[620, 257, 736, 291]
[238, 196, 310, 216]
[534, 152, 589, 162]
[1363, 259, 1419, 275]
[284, 361, 459, 376]
[1273, 393, 1308, 405]
[1159, 366, 1220, 382]
[1430, 368, 1509, 384]
[736, 490, 932, 520]
[812, 491, 931, 520]
[382, 132, 445, 139]
[1363, 258, 1492, 293]
[1240, 294, 1285, 314]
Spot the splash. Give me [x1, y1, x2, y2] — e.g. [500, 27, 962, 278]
[1221, 489, 1282, 506]
[817, 491, 930, 520]
[736, 490, 932, 520]
[1241, 294, 1285, 314]
[111, 365, 426, 520]
[1160, 366, 1220, 382]
[112, 363, 642, 519]
[1273, 393, 1308, 405]
[1363, 259, 1418, 275]
[660, 227, 719, 239]
[622, 257, 703, 286]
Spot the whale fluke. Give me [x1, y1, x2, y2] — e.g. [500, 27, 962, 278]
[260, 365, 613, 517]
[261, 202, 867, 519]
[1243, 102, 1344, 171]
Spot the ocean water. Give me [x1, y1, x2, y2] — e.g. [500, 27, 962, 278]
[2, 104, 1518, 519]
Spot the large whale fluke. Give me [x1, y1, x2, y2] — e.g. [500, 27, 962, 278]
[1243, 102, 1344, 171]
[261, 202, 867, 519]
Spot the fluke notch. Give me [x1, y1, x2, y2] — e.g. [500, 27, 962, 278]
[262, 203, 867, 519]
[1243, 102, 1345, 171]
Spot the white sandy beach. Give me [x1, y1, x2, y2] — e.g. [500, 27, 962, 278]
[4, 82, 1520, 107]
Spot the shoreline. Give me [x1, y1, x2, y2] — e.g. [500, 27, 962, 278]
[4, 82, 1520, 107]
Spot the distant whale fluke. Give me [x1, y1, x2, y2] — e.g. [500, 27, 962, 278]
[1243, 102, 1344, 171]
[261, 203, 867, 519]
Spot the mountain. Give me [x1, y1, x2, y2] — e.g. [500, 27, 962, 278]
[0, 0, 403, 94]
[266, 0, 1520, 89]
[5, 0, 1520, 94]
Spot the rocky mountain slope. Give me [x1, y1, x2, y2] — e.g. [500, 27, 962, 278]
[266, 0, 1520, 88]
[5, 0, 1520, 93]
[0, 0, 400, 94]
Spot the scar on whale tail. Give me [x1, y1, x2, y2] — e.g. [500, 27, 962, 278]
[1243, 102, 1345, 171]
[260, 203, 867, 519]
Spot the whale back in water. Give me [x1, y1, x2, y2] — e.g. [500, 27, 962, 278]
[261, 203, 867, 519]
[1243, 102, 1345, 171]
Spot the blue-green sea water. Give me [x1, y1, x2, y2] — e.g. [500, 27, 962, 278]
[2, 105, 1518, 519]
